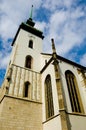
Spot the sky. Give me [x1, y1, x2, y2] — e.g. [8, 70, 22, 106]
[0, 0, 86, 86]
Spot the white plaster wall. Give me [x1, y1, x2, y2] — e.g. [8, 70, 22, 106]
[43, 116, 62, 130]
[41, 59, 59, 122]
[59, 61, 86, 113]
[41, 57, 86, 130]
[10, 29, 43, 72]
[69, 115, 86, 130]
[78, 73, 86, 109]
[40, 54, 51, 69]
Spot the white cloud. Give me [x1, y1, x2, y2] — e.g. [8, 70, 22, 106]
[42, 0, 76, 11]
[0, 0, 42, 41]
[0, 15, 18, 40]
[70, 6, 85, 19]
[0, 53, 10, 69]
[42, 5, 86, 56]
[35, 21, 47, 32]
[80, 54, 86, 66]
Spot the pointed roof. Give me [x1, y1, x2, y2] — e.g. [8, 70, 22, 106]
[40, 53, 86, 73]
[41, 39, 86, 73]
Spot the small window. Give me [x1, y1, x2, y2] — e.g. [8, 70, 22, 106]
[25, 55, 32, 69]
[28, 40, 33, 48]
[24, 82, 30, 97]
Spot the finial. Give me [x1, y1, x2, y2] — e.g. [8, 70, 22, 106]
[29, 5, 33, 20]
[51, 38, 58, 62]
[51, 38, 56, 54]
[26, 5, 35, 26]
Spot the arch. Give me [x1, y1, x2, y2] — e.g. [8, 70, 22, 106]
[24, 81, 30, 97]
[28, 40, 33, 49]
[45, 74, 54, 119]
[65, 70, 84, 113]
[25, 55, 33, 69]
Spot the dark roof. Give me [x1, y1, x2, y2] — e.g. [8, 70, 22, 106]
[12, 22, 44, 46]
[57, 55, 86, 70]
[41, 53, 86, 73]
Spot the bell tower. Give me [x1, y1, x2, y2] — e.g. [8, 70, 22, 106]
[5, 6, 44, 98]
[10, 6, 44, 72]
[0, 7, 44, 130]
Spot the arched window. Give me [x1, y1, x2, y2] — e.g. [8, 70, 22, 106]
[65, 70, 84, 113]
[25, 55, 32, 69]
[24, 81, 30, 97]
[45, 74, 54, 119]
[28, 40, 33, 49]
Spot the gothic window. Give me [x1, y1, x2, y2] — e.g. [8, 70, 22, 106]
[65, 70, 84, 113]
[28, 40, 33, 48]
[45, 74, 54, 119]
[24, 81, 30, 97]
[25, 55, 32, 69]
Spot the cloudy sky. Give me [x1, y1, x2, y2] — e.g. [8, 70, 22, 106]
[0, 0, 86, 86]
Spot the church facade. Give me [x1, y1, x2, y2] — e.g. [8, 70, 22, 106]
[0, 15, 86, 130]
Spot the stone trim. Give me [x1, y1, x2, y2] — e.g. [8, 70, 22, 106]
[42, 114, 60, 124]
[12, 64, 40, 74]
[0, 95, 42, 104]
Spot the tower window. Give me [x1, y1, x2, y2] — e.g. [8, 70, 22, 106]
[24, 82, 30, 97]
[28, 40, 33, 48]
[45, 74, 54, 119]
[65, 70, 84, 113]
[25, 55, 33, 69]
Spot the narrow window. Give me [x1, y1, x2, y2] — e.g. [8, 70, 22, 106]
[28, 40, 33, 48]
[25, 55, 32, 69]
[45, 74, 54, 119]
[24, 82, 30, 97]
[65, 70, 84, 113]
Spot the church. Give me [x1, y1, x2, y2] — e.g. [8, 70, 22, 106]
[0, 9, 86, 130]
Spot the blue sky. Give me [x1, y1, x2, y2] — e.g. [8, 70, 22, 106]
[0, 0, 86, 86]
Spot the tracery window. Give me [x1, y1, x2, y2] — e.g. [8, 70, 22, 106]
[25, 55, 32, 69]
[65, 70, 84, 113]
[45, 74, 54, 119]
[24, 81, 30, 97]
[28, 40, 33, 49]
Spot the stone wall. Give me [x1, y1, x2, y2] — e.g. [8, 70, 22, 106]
[0, 95, 43, 130]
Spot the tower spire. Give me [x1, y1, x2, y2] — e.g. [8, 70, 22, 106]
[29, 5, 33, 20]
[26, 5, 35, 27]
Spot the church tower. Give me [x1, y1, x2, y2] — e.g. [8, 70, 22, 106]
[6, 10, 44, 99]
[0, 7, 44, 130]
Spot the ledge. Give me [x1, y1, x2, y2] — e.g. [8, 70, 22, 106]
[0, 94, 42, 104]
[42, 110, 86, 124]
